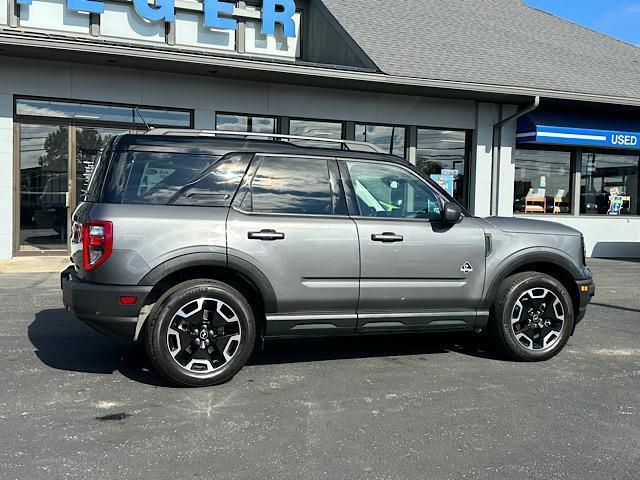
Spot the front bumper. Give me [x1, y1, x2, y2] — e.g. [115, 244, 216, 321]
[61, 266, 152, 341]
[576, 269, 595, 324]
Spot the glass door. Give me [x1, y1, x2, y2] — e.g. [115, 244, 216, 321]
[18, 125, 129, 253]
[19, 124, 70, 252]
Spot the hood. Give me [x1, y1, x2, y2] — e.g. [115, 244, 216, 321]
[482, 217, 582, 236]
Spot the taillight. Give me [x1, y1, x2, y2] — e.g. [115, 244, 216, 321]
[82, 221, 113, 271]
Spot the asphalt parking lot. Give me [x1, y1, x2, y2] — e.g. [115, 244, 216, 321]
[0, 259, 639, 479]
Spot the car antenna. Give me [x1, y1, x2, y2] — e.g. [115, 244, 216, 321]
[134, 106, 152, 131]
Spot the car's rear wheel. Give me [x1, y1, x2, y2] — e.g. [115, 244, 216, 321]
[491, 272, 574, 361]
[145, 279, 256, 387]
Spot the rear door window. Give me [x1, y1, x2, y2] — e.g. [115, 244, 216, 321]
[242, 156, 334, 215]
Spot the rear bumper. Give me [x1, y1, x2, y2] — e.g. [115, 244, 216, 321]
[61, 266, 152, 341]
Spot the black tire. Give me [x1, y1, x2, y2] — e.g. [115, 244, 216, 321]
[491, 272, 574, 361]
[145, 279, 256, 387]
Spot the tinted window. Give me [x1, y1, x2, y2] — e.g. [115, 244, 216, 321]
[250, 156, 332, 215]
[172, 154, 251, 207]
[347, 161, 442, 220]
[102, 152, 221, 204]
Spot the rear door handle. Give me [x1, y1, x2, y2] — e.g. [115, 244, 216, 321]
[371, 232, 403, 243]
[248, 229, 285, 241]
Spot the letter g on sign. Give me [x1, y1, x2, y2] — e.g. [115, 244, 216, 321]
[133, 0, 175, 22]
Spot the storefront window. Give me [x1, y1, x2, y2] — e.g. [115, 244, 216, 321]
[355, 124, 406, 157]
[215, 113, 277, 133]
[416, 128, 468, 206]
[513, 149, 572, 215]
[16, 98, 192, 128]
[289, 119, 343, 148]
[581, 153, 639, 216]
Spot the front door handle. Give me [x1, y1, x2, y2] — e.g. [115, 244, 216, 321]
[371, 232, 403, 243]
[248, 229, 285, 241]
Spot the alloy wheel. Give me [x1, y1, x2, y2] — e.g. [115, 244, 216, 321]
[166, 297, 242, 374]
[510, 287, 565, 352]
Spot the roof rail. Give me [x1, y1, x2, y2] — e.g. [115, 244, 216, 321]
[144, 129, 386, 153]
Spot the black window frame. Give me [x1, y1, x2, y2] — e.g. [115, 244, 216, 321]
[354, 122, 409, 158]
[515, 143, 640, 217]
[215, 112, 280, 134]
[14, 95, 194, 130]
[415, 126, 472, 209]
[232, 154, 347, 217]
[512, 146, 574, 215]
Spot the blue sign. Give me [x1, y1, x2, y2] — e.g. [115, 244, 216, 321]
[430, 174, 455, 195]
[517, 125, 640, 149]
[15, 0, 297, 37]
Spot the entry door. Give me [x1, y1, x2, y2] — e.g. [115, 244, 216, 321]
[341, 159, 487, 331]
[227, 155, 360, 336]
[17, 124, 128, 253]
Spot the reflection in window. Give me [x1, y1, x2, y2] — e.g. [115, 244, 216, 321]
[172, 154, 252, 207]
[581, 153, 639, 216]
[416, 129, 468, 206]
[513, 149, 572, 215]
[250, 157, 332, 215]
[289, 119, 343, 148]
[215, 113, 277, 134]
[355, 124, 406, 157]
[347, 161, 441, 220]
[19, 124, 69, 251]
[16, 98, 191, 128]
[102, 152, 221, 205]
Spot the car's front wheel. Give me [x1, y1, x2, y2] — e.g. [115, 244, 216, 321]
[145, 279, 256, 387]
[492, 272, 574, 361]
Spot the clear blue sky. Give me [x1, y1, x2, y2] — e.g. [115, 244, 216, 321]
[525, 0, 640, 45]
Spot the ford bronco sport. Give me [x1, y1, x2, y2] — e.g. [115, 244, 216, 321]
[61, 130, 595, 387]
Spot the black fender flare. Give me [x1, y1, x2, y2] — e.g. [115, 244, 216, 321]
[479, 248, 583, 311]
[138, 252, 278, 313]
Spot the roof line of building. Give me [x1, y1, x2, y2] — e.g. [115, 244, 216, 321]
[2, 29, 640, 108]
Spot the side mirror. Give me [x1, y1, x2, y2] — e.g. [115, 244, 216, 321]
[441, 201, 462, 223]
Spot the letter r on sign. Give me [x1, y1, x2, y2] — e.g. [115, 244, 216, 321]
[262, 0, 296, 38]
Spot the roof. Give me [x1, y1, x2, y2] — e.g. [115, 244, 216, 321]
[112, 134, 412, 165]
[319, 0, 640, 103]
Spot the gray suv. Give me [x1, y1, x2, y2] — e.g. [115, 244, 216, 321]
[61, 130, 595, 387]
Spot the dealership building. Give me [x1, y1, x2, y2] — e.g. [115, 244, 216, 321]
[1, 0, 640, 259]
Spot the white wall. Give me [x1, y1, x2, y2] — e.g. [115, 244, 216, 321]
[497, 105, 518, 217]
[523, 216, 640, 258]
[0, 93, 13, 259]
[470, 103, 498, 217]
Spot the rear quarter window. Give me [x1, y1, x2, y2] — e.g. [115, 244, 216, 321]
[100, 152, 250, 206]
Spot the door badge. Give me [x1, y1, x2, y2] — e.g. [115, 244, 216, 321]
[461, 262, 473, 275]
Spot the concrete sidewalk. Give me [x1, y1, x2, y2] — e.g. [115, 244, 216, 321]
[0, 256, 70, 274]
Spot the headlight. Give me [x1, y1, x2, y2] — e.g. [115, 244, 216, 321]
[581, 235, 587, 266]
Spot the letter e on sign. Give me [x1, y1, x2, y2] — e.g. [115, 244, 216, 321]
[203, 0, 237, 30]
